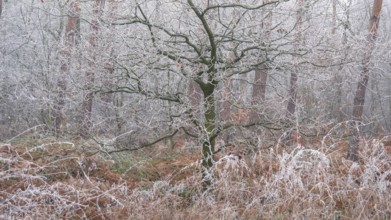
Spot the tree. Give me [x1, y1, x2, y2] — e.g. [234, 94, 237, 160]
[80, 0, 104, 137]
[3, 0, 390, 192]
[0, 0, 3, 18]
[250, 1, 273, 121]
[348, 0, 383, 161]
[111, 0, 290, 188]
[279, 0, 304, 146]
[54, 0, 80, 135]
[286, 0, 303, 119]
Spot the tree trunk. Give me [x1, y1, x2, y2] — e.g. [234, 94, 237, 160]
[286, 0, 303, 119]
[220, 78, 232, 143]
[250, 64, 268, 125]
[188, 77, 202, 125]
[221, 78, 232, 125]
[188, 73, 215, 190]
[80, 0, 103, 137]
[282, 0, 303, 146]
[0, 0, 3, 17]
[252, 66, 268, 105]
[101, 0, 117, 105]
[251, 2, 273, 115]
[332, 0, 337, 35]
[200, 83, 216, 190]
[54, 1, 80, 136]
[333, 7, 349, 122]
[352, 0, 382, 121]
[188, 0, 218, 189]
[286, 71, 298, 117]
[349, 0, 383, 161]
[221, 48, 234, 142]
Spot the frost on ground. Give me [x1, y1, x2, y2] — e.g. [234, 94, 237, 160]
[0, 137, 390, 219]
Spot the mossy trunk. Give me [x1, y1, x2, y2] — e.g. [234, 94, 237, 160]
[200, 83, 216, 190]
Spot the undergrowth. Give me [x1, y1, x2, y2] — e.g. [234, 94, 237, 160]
[0, 133, 390, 219]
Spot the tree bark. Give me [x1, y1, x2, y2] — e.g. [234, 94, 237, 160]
[220, 1, 238, 139]
[352, 0, 382, 121]
[0, 0, 3, 17]
[250, 64, 268, 124]
[80, 0, 103, 137]
[185, 76, 203, 149]
[200, 82, 216, 190]
[286, 71, 298, 117]
[54, 1, 80, 136]
[188, 76, 202, 122]
[221, 78, 232, 125]
[188, 0, 218, 189]
[221, 50, 233, 142]
[281, 0, 303, 146]
[252, 66, 268, 105]
[286, 0, 303, 119]
[101, 0, 117, 104]
[333, 5, 349, 122]
[332, 0, 337, 35]
[349, 0, 383, 161]
[251, 2, 273, 113]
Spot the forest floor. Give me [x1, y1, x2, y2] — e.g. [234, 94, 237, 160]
[0, 133, 390, 219]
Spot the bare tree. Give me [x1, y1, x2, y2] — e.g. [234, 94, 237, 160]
[5, 0, 389, 192]
[110, 0, 288, 188]
[80, 0, 104, 137]
[349, 0, 383, 161]
[54, 0, 80, 135]
[279, 0, 304, 146]
[352, 0, 383, 121]
[0, 0, 3, 17]
[250, 2, 273, 121]
[286, 0, 303, 119]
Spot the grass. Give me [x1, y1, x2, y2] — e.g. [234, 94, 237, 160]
[0, 132, 390, 219]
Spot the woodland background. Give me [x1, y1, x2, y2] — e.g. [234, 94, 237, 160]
[0, 0, 390, 219]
